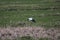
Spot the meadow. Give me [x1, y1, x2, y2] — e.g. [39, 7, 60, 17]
[0, 0, 60, 28]
[0, 0, 60, 40]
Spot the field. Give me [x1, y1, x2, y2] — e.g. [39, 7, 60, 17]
[0, 0, 60, 40]
[0, 0, 60, 28]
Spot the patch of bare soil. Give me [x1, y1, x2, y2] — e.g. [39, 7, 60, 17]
[0, 27, 60, 40]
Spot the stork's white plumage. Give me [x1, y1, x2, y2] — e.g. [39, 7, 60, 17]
[28, 18, 33, 21]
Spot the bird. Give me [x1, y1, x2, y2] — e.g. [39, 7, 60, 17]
[28, 17, 36, 22]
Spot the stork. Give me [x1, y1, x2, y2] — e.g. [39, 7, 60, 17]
[28, 17, 36, 22]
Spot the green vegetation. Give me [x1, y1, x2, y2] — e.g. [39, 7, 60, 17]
[0, 0, 60, 40]
[0, 0, 56, 4]
[39, 38, 50, 40]
[20, 36, 34, 40]
[0, 0, 60, 28]
[4, 36, 51, 40]
[16, 36, 51, 40]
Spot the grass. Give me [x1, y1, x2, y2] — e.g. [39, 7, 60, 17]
[0, 0, 60, 28]
[0, 0, 60, 40]
[39, 38, 51, 40]
[5, 36, 34, 40]
[0, 0, 55, 4]
[16, 36, 51, 40]
[3, 36, 51, 40]
[0, 10, 60, 28]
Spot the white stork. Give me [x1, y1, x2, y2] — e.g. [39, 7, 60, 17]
[28, 17, 36, 22]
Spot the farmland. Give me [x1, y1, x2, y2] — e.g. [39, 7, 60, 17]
[0, 0, 60, 40]
[0, 0, 60, 28]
